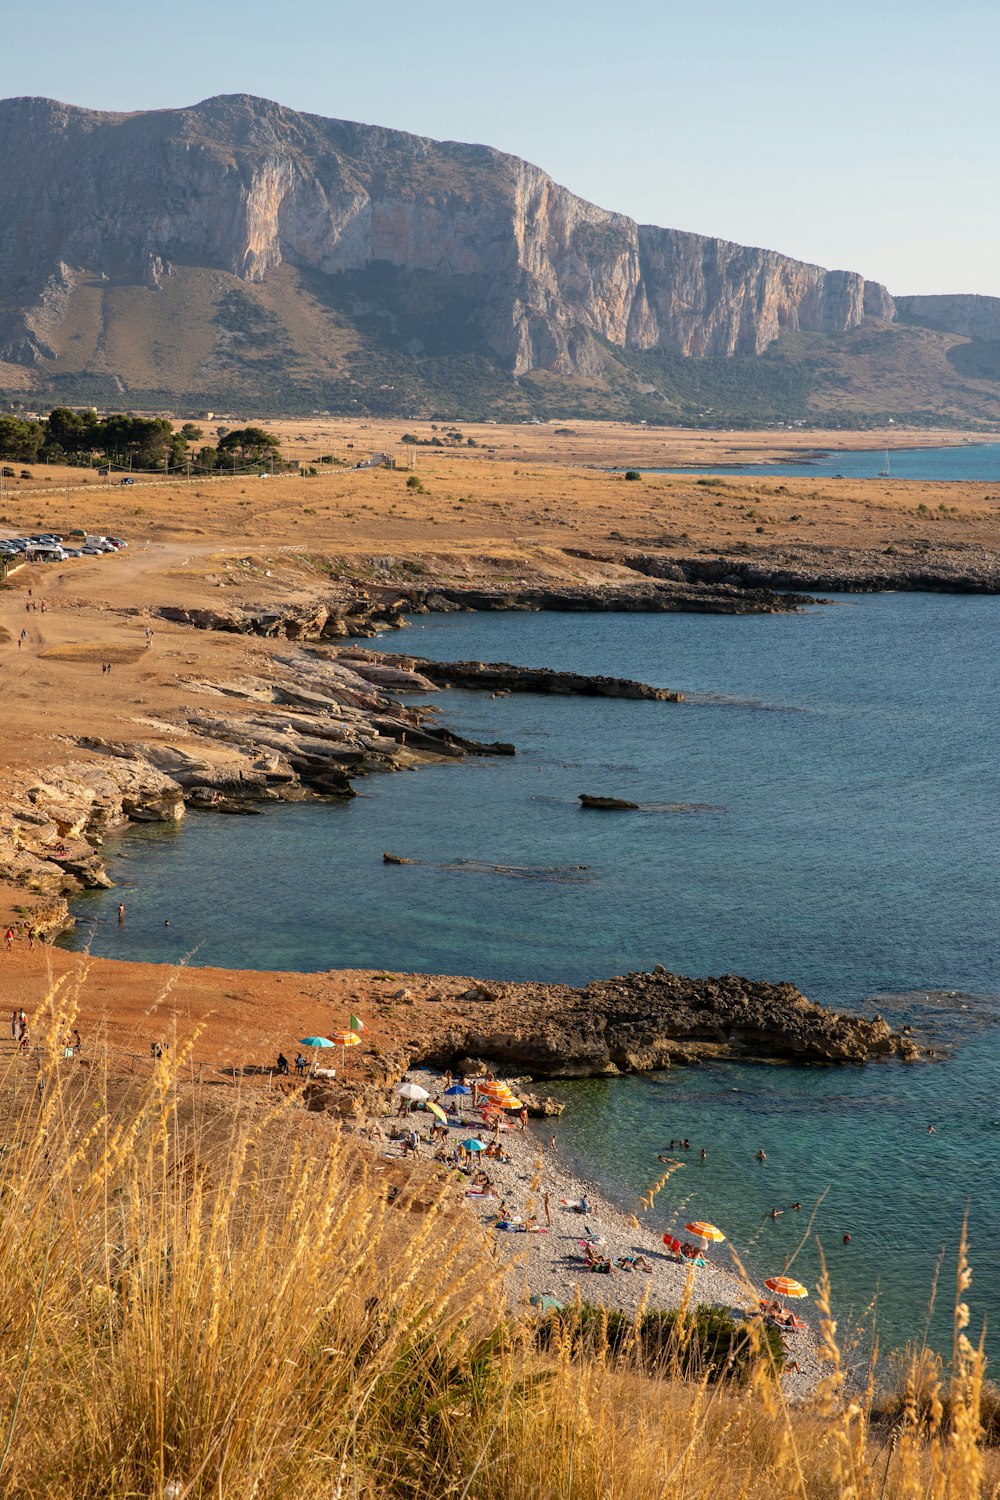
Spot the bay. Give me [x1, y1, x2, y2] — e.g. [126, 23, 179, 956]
[64, 595, 1000, 1362]
[628, 439, 1000, 481]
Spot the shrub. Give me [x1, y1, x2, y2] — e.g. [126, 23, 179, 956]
[535, 1302, 783, 1384]
[624, 470, 642, 481]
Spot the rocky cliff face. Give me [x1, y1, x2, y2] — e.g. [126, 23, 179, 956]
[896, 293, 1000, 343]
[0, 92, 895, 380]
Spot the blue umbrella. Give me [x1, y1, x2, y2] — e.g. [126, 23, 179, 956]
[300, 1036, 336, 1048]
[463, 1138, 485, 1152]
[444, 1084, 471, 1096]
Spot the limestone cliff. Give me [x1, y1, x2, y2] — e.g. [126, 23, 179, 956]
[0, 92, 895, 386]
[895, 293, 1000, 343]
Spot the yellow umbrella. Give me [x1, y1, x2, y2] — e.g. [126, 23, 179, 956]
[327, 1030, 361, 1076]
[426, 1101, 448, 1123]
[764, 1276, 808, 1298]
[684, 1221, 726, 1243]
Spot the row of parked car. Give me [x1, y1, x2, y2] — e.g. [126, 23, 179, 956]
[0, 532, 128, 562]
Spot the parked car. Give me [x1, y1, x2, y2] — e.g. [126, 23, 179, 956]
[119, 477, 136, 486]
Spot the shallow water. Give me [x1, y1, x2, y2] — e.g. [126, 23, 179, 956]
[65, 596, 1000, 1360]
[632, 439, 1000, 481]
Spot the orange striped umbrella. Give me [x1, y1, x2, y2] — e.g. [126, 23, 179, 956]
[764, 1276, 808, 1298]
[327, 1032, 361, 1048]
[685, 1221, 725, 1242]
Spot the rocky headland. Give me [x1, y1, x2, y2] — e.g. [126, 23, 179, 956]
[298, 965, 921, 1127]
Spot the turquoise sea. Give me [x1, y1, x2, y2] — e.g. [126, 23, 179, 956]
[633, 438, 1000, 481]
[64, 544, 1000, 1363]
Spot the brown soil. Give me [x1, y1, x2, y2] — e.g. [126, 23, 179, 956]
[2, 420, 998, 1051]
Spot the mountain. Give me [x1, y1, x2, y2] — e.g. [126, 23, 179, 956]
[0, 93, 998, 424]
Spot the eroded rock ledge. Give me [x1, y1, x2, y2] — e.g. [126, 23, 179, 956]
[399, 967, 920, 1074]
[342, 650, 684, 701]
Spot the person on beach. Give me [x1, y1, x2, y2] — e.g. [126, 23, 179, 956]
[276, 1053, 289, 1075]
[543, 1190, 552, 1227]
[18, 1009, 26, 1037]
[10, 1009, 18, 1039]
[4, 928, 12, 953]
[549, 1135, 556, 1151]
[519, 1106, 528, 1131]
[117, 902, 125, 925]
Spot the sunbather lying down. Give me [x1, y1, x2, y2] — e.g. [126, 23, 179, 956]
[615, 1253, 654, 1273]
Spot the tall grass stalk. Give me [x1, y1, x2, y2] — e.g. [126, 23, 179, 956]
[0, 977, 997, 1497]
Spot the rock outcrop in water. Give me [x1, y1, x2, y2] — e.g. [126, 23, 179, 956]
[373, 967, 921, 1075]
[343, 650, 684, 700]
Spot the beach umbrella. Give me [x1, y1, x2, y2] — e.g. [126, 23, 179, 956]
[463, 1138, 486, 1152]
[685, 1221, 726, 1243]
[425, 1101, 448, 1123]
[764, 1276, 808, 1298]
[299, 1036, 336, 1049]
[443, 1083, 470, 1096]
[396, 1082, 430, 1100]
[327, 1029, 361, 1076]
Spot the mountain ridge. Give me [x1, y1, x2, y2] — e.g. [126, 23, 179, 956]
[0, 93, 997, 423]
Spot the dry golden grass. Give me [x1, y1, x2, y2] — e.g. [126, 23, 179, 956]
[0, 968, 997, 1498]
[36, 643, 146, 663]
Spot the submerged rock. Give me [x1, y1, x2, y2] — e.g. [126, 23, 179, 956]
[579, 794, 640, 810]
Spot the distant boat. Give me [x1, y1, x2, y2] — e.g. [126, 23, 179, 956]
[878, 447, 892, 477]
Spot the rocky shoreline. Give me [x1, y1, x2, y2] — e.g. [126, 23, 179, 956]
[299, 968, 921, 1139]
[397, 967, 922, 1074]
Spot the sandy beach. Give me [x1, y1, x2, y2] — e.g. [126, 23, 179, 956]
[386, 1068, 827, 1399]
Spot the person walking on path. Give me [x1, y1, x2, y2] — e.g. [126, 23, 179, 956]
[4, 927, 13, 952]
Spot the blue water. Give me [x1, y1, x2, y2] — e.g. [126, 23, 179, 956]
[65, 597, 1000, 1361]
[631, 439, 1000, 481]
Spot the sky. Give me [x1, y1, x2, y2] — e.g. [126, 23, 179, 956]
[3, 0, 997, 296]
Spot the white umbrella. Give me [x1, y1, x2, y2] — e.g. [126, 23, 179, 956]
[396, 1081, 430, 1100]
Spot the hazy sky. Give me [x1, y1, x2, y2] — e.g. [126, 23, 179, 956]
[3, 0, 997, 295]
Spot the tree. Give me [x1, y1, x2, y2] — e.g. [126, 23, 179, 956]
[0, 417, 45, 462]
[216, 427, 281, 467]
[180, 423, 204, 442]
[94, 415, 176, 470]
[40, 407, 101, 463]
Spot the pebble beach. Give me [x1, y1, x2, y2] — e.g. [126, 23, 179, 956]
[395, 1071, 828, 1399]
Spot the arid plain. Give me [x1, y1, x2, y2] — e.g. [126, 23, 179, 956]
[2, 419, 999, 1067]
